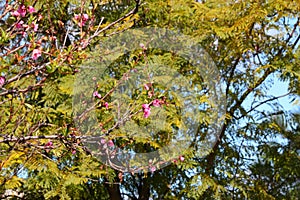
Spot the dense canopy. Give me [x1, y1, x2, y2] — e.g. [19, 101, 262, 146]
[0, 0, 299, 199]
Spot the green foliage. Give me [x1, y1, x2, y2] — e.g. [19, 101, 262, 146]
[0, 0, 300, 199]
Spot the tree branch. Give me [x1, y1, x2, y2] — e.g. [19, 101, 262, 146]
[236, 92, 291, 120]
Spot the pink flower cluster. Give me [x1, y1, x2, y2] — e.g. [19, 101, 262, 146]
[45, 141, 53, 148]
[152, 99, 160, 107]
[74, 14, 89, 27]
[15, 20, 38, 36]
[179, 155, 184, 162]
[104, 102, 109, 109]
[12, 5, 39, 37]
[150, 166, 156, 173]
[15, 20, 24, 29]
[173, 155, 185, 164]
[93, 91, 101, 98]
[93, 91, 109, 109]
[144, 83, 150, 91]
[11, 5, 36, 17]
[44, 141, 53, 153]
[144, 83, 156, 98]
[142, 99, 161, 118]
[32, 23, 38, 32]
[100, 138, 114, 148]
[142, 104, 151, 118]
[0, 76, 5, 87]
[32, 49, 42, 60]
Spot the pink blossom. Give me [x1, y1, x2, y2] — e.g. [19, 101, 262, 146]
[11, 10, 20, 17]
[144, 83, 149, 90]
[32, 22, 38, 32]
[81, 19, 88, 26]
[0, 76, 6, 87]
[74, 14, 80, 20]
[108, 140, 114, 147]
[16, 21, 24, 29]
[74, 13, 89, 27]
[82, 14, 89, 21]
[179, 155, 184, 162]
[104, 102, 109, 109]
[32, 49, 41, 60]
[150, 166, 156, 172]
[100, 138, 106, 144]
[140, 43, 147, 50]
[17, 5, 26, 17]
[93, 91, 101, 98]
[28, 6, 36, 13]
[152, 99, 160, 107]
[143, 108, 151, 118]
[45, 141, 53, 147]
[142, 104, 151, 118]
[142, 104, 150, 110]
[38, 14, 43, 21]
[148, 91, 153, 98]
[72, 150, 76, 154]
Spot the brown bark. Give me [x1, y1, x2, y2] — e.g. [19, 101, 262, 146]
[138, 178, 150, 200]
[107, 183, 122, 200]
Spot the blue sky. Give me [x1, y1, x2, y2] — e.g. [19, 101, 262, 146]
[268, 78, 299, 113]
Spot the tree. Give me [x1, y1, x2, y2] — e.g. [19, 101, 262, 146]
[131, 0, 300, 199]
[0, 0, 140, 199]
[1, 0, 300, 199]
